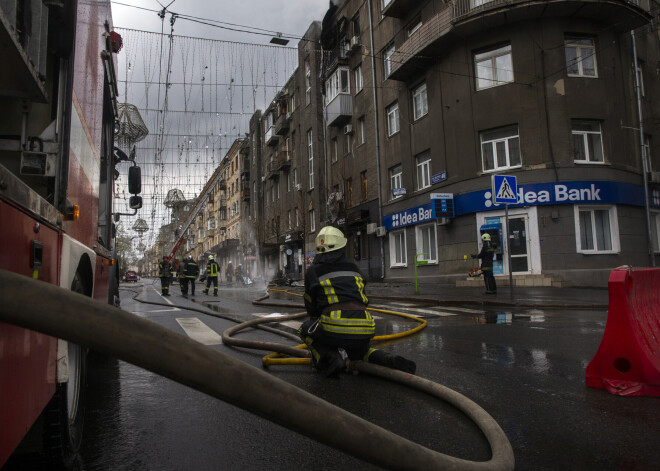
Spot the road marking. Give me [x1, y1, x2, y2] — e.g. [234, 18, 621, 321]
[176, 318, 222, 345]
[370, 304, 457, 317]
[254, 313, 302, 330]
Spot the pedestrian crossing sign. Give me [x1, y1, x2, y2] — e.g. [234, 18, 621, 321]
[492, 175, 518, 204]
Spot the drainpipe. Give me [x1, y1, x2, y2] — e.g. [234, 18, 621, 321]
[368, 0, 385, 280]
[630, 30, 656, 267]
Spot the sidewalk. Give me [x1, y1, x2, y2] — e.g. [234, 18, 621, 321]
[363, 281, 609, 308]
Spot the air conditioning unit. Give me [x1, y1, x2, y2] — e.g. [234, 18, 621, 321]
[366, 223, 377, 234]
[344, 124, 353, 135]
[375, 226, 386, 237]
[350, 36, 361, 50]
[295, 183, 302, 191]
[437, 218, 451, 226]
[649, 171, 660, 183]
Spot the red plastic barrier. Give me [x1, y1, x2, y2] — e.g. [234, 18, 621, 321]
[586, 266, 660, 396]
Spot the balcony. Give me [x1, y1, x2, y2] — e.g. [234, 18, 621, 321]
[382, 0, 418, 18]
[240, 141, 250, 156]
[241, 188, 250, 202]
[275, 151, 291, 171]
[219, 197, 227, 210]
[388, 0, 653, 82]
[219, 179, 227, 191]
[267, 161, 280, 180]
[325, 93, 353, 127]
[274, 113, 290, 136]
[265, 126, 279, 147]
[324, 43, 349, 76]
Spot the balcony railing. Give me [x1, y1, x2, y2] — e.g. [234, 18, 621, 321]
[325, 93, 353, 127]
[241, 188, 250, 201]
[388, 0, 652, 81]
[274, 113, 290, 136]
[381, 0, 418, 18]
[275, 151, 291, 171]
[265, 126, 279, 146]
[324, 43, 349, 76]
[219, 197, 227, 210]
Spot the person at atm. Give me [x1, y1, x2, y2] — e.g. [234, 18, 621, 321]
[472, 233, 497, 295]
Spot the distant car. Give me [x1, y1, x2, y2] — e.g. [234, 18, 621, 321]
[124, 271, 138, 282]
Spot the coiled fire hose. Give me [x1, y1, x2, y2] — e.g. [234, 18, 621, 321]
[0, 270, 514, 470]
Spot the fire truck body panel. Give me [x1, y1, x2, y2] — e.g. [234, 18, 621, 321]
[0, 0, 122, 465]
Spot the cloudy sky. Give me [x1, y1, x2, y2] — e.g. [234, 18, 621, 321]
[111, 0, 331, 45]
[110, 1, 332, 252]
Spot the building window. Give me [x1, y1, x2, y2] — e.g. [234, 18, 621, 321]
[307, 129, 314, 189]
[416, 223, 438, 263]
[357, 117, 366, 145]
[408, 17, 422, 36]
[390, 229, 407, 267]
[475, 44, 513, 90]
[572, 120, 604, 163]
[480, 125, 521, 172]
[644, 135, 652, 172]
[384, 43, 395, 78]
[293, 167, 298, 186]
[412, 82, 428, 121]
[386, 102, 399, 136]
[355, 64, 363, 93]
[390, 164, 402, 200]
[360, 170, 368, 201]
[345, 178, 353, 207]
[343, 133, 352, 155]
[635, 61, 645, 97]
[305, 60, 312, 105]
[287, 172, 291, 192]
[290, 93, 296, 111]
[309, 209, 315, 232]
[296, 207, 300, 227]
[575, 206, 619, 253]
[325, 67, 350, 102]
[288, 210, 292, 230]
[565, 37, 597, 77]
[331, 137, 338, 163]
[416, 152, 431, 190]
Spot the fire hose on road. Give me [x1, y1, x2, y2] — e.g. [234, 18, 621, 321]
[0, 270, 514, 470]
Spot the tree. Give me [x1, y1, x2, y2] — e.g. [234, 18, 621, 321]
[115, 223, 137, 275]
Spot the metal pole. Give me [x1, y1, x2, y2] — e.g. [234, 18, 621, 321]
[630, 30, 656, 267]
[504, 204, 513, 300]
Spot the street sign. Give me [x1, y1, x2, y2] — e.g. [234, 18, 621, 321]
[431, 193, 454, 218]
[492, 175, 518, 204]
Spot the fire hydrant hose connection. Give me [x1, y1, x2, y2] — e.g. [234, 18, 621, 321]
[0, 270, 514, 470]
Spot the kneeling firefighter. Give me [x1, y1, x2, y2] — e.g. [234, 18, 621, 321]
[299, 226, 416, 378]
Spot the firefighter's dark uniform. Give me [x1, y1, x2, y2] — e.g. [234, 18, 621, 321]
[185, 258, 199, 295]
[158, 259, 173, 296]
[477, 240, 497, 294]
[204, 259, 219, 295]
[299, 250, 416, 377]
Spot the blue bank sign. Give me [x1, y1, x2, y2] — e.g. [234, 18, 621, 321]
[455, 180, 654, 216]
[383, 204, 434, 230]
[383, 181, 658, 230]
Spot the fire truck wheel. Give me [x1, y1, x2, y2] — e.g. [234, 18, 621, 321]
[44, 271, 89, 468]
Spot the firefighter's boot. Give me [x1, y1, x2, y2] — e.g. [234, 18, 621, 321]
[367, 349, 416, 375]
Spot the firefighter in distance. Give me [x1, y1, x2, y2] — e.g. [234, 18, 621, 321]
[204, 255, 220, 296]
[158, 256, 173, 296]
[299, 226, 417, 378]
[472, 233, 497, 294]
[184, 255, 199, 296]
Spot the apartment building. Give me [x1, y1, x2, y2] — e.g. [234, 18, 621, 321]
[315, 0, 660, 286]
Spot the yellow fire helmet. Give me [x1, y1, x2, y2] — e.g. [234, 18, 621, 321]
[315, 226, 347, 254]
[482, 233, 491, 241]
[208, 255, 214, 261]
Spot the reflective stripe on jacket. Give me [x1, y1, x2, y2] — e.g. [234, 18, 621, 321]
[320, 309, 375, 336]
[206, 261, 219, 277]
[185, 261, 199, 278]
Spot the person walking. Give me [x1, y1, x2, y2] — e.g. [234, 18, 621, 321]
[184, 255, 199, 296]
[225, 261, 233, 286]
[235, 264, 244, 285]
[158, 256, 173, 296]
[473, 233, 497, 294]
[203, 255, 219, 296]
[298, 226, 416, 378]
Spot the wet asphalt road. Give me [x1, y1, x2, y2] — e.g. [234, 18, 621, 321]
[75, 280, 660, 471]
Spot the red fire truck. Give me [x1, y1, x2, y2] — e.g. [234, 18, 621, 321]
[0, 0, 140, 466]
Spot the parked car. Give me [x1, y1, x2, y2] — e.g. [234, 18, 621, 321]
[124, 271, 138, 282]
